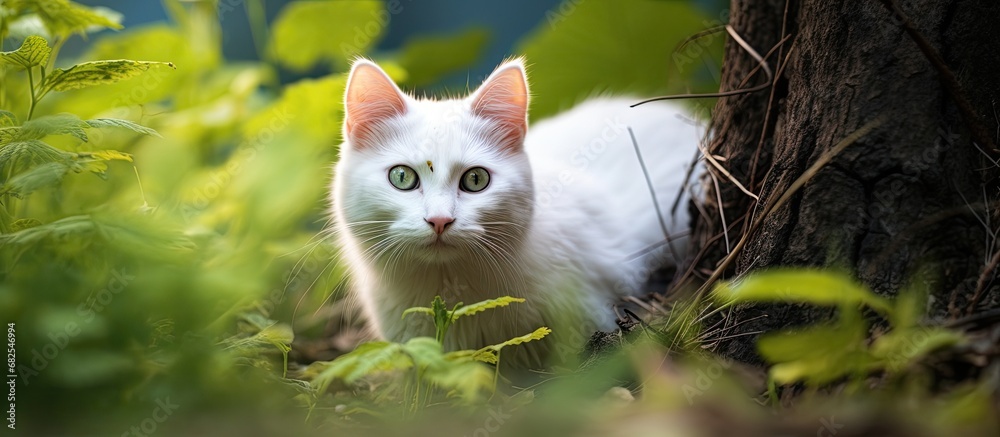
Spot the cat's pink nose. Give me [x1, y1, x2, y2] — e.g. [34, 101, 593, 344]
[425, 216, 454, 235]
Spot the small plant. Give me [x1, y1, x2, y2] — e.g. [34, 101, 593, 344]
[0, 31, 171, 233]
[711, 269, 966, 388]
[304, 295, 550, 412]
[221, 313, 295, 378]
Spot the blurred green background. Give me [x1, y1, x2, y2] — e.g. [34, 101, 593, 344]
[0, 0, 727, 434]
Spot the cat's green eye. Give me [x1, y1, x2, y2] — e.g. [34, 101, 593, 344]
[460, 167, 490, 193]
[388, 165, 419, 191]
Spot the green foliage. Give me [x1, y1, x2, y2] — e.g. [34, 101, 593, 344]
[518, 1, 722, 118]
[0, 111, 160, 199]
[307, 337, 493, 410]
[8, 1, 993, 435]
[311, 295, 548, 410]
[222, 314, 295, 377]
[0, 35, 51, 69]
[6, 0, 122, 39]
[472, 327, 552, 365]
[42, 59, 175, 93]
[269, 0, 384, 71]
[0, 2, 567, 430]
[396, 28, 491, 87]
[712, 270, 965, 386]
[712, 268, 892, 313]
[403, 295, 527, 343]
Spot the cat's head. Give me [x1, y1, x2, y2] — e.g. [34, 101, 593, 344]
[332, 59, 534, 265]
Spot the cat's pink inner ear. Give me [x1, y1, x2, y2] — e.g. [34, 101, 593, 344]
[344, 61, 407, 144]
[470, 61, 529, 151]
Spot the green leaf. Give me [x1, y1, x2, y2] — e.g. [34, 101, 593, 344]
[17, 114, 90, 142]
[470, 327, 552, 365]
[53, 25, 204, 117]
[421, 358, 493, 402]
[86, 150, 132, 163]
[242, 323, 295, 377]
[238, 313, 281, 333]
[401, 307, 434, 319]
[400, 296, 459, 344]
[0, 214, 194, 259]
[401, 337, 448, 370]
[0, 111, 19, 128]
[517, 1, 720, 119]
[872, 327, 964, 372]
[471, 349, 499, 365]
[1, 161, 68, 197]
[396, 28, 490, 87]
[0, 128, 19, 145]
[86, 118, 161, 137]
[758, 308, 870, 385]
[68, 150, 132, 178]
[889, 278, 929, 330]
[9, 218, 42, 232]
[711, 269, 892, 314]
[453, 296, 525, 319]
[313, 341, 408, 390]
[243, 74, 345, 145]
[0, 214, 95, 248]
[42, 60, 175, 93]
[315, 342, 394, 383]
[0, 35, 51, 70]
[257, 323, 294, 348]
[403, 339, 493, 402]
[432, 295, 458, 336]
[0, 116, 154, 147]
[0, 139, 73, 180]
[12, 0, 122, 38]
[269, 0, 384, 71]
[484, 327, 551, 353]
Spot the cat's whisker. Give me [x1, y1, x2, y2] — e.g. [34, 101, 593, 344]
[469, 238, 507, 292]
[291, 256, 340, 323]
[474, 234, 525, 297]
[358, 233, 399, 267]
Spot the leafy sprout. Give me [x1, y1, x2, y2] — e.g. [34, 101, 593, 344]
[711, 269, 966, 388]
[307, 295, 549, 411]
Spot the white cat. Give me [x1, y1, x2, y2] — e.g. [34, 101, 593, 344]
[331, 58, 700, 369]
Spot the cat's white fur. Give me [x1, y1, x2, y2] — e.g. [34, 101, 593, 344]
[331, 58, 700, 368]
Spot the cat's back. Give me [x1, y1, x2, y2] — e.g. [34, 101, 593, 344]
[524, 97, 701, 275]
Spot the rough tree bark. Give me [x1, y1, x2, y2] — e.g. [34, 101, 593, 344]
[686, 0, 1000, 363]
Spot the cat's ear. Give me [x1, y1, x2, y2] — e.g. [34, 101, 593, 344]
[344, 59, 408, 145]
[469, 58, 529, 152]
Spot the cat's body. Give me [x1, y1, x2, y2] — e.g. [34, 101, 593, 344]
[332, 59, 700, 368]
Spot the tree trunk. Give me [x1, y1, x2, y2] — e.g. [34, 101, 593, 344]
[687, 0, 1000, 363]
